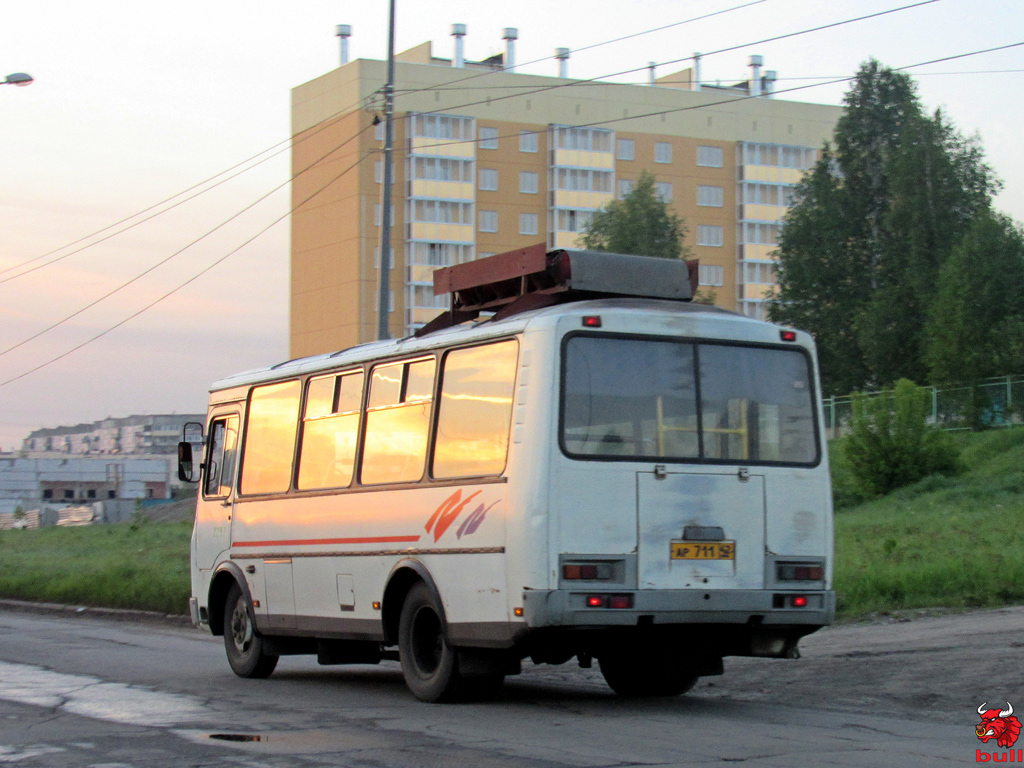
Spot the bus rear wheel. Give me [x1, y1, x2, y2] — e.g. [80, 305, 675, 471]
[398, 582, 462, 702]
[223, 582, 278, 679]
[598, 652, 698, 697]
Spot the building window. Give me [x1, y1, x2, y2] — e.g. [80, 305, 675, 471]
[655, 142, 673, 164]
[617, 179, 634, 199]
[519, 213, 539, 236]
[697, 185, 724, 207]
[697, 145, 724, 167]
[744, 261, 778, 284]
[409, 199, 471, 224]
[519, 131, 538, 152]
[655, 182, 673, 203]
[87, 489, 96, 499]
[479, 126, 499, 149]
[552, 167, 612, 193]
[42, 489, 52, 499]
[519, 171, 539, 194]
[479, 168, 498, 191]
[375, 120, 385, 141]
[699, 264, 724, 287]
[374, 161, 383, 183]
[617, 138, 634, 161]
[64, 489, 74, 500]
[551, 125, 612, 152]
[374, 247, 395, 270]
[374, 204, 395, 227]
[479, 210, 498, 233]
[742, 222, 780, 245]
[697, 225, 724, 246]
[108, 490, 116, 499]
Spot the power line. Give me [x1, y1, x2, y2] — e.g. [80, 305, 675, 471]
[390, 0, 771, 95]
[0, 152, 376, 389]
[391, 0, 944, 153]
[0, 101, 369, 283]
[0, 122, 376, 360]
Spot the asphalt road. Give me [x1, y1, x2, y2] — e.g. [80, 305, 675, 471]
[0, 604, 1013, 767]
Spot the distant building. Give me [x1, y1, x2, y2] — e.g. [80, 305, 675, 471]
[0, 456, 172, 515]
[290, 33, 843, 355]
[21, 414, 204, 456]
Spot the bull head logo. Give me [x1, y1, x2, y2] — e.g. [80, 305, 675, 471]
[977, 702, 1022, 749]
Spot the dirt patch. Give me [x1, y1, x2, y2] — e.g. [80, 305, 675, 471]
[692, 605, 1024, 724]
[134, 498, 196, 523]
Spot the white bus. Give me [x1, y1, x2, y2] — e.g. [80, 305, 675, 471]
[181, 246, 834, 702]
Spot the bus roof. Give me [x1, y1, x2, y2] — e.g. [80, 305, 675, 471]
[208, 298, 800, 393]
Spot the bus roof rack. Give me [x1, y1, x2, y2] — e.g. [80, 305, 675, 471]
[416, 244, 699, 337]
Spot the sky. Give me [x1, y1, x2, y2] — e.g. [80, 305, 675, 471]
[0, 0, 1021, 451]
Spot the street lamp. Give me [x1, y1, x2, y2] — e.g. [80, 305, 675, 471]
[3, 73, 33, 87]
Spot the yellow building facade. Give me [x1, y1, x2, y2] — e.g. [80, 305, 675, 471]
[290, 43, 842, 358]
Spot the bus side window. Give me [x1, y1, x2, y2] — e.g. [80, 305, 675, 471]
[297, 371, 364, 490]
[204, 416, 239, 498]
[433, 340, 518, 479]
[239, 380, 301, 495]
[361, 358, 435, 485]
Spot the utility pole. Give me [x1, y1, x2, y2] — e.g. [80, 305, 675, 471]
[376, 0, 397, 340]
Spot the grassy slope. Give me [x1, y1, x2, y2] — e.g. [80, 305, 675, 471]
[1, 430, 1022, 619]
[832, 428, 1024, 617]
[0, 520, 191, 614]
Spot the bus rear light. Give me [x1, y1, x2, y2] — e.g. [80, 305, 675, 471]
[563, 563, 612, 580]
[780, 329, 798, 342]
[582, 315, 602, 328]
[777, 563, 824, 581]
[791, 595, 809, 608]
[585, 594, 633, 609]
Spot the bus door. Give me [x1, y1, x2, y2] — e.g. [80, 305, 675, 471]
[194, 412, 240, 569]
[636, 469, 765, 591]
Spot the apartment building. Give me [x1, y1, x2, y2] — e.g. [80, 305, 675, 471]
[22, 414, 205, 456]
[290, 35, 842, 356]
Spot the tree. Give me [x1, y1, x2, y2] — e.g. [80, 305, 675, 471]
[926, 213, 1024, 386]
[580, 171, 691, 260]
[769, 60, 999, 395]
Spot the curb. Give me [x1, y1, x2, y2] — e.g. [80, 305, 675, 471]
[0, 598, 193, 627]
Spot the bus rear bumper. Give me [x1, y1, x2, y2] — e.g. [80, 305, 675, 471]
[522, 588, 836, 630]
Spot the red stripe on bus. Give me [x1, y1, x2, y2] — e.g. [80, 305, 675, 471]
[232, 535, 421, 548]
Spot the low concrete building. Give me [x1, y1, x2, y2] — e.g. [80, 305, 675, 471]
[21, 414, 204, 456]
[0, 456, 172, 515]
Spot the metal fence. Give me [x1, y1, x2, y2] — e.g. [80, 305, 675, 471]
[822, 376, 1024, 440]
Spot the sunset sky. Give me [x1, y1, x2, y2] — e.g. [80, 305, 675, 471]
[1, 0, 1021, 450]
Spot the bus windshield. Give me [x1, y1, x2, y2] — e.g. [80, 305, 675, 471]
[561, 335, 818, 465]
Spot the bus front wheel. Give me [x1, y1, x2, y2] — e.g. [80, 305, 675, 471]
[398, 582, 461, 702]
[223, 582, 278, 679]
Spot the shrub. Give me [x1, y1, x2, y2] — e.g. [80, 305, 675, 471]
[844, 378, 960, 497]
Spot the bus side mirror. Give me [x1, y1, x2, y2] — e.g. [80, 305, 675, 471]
[178, 421, 204, 483]
[178, 441, 198, 483]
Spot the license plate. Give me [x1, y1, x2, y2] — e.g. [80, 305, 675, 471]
[670, 541, 735, 560]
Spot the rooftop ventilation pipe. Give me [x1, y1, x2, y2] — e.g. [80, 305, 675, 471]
[503, 28, 518, 72]
[749, 54, 763, 97]
[451, 24, 467, 67]
[555, 47, 570, 78]
[693, 52, 702, 91]
[336, 24, 352, 66]
[648, 61, 657, 85]
[763, 70, 777, 97]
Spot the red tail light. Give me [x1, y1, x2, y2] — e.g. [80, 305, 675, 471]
[791, 595, 808, 608]
[587, 595, 605, 608]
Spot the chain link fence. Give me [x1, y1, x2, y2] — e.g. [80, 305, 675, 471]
[823, 376, 1024, 439]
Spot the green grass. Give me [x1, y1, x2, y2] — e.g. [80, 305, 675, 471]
[2, 429, 1023, 621]
[0, 519, 192, 614]
[833, 428, 1024, 618]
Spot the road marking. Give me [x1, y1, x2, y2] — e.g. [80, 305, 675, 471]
[0, 660, 207, 727]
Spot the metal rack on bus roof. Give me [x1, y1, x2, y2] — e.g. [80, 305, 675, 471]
[415, 243, 700, 337]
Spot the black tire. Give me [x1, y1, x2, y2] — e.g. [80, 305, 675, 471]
[223, 582, 278, 679]
[398, 582, 462, 702]
[598, 652, 699, 697]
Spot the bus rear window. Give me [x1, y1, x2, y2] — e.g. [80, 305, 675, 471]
[562, 336, 817, 465]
